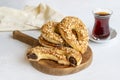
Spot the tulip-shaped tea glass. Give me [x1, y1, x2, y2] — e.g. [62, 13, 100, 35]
[92, 9, 113, 40]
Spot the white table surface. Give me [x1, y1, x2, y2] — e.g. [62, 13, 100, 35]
[0, 0, 120, 80]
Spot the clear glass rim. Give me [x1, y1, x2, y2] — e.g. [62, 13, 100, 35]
[92, 8, 113, 15]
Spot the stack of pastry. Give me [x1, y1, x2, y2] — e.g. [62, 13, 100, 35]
[26, 16, 89, 67]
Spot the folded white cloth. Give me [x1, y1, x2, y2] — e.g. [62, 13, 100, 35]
[0, 3, 64, 31]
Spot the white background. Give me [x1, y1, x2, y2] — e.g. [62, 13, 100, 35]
[0, 0, 120, 80]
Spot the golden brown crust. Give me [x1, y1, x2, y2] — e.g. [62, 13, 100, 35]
[29, 16, 89, 66]
[26, 46, 82, 66]
[58, 16, 89, 54]
[39, 35, 63, 48]
[40, 21, 64, 44]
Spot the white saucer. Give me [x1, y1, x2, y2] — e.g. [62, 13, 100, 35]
[88, 28, 117, 43]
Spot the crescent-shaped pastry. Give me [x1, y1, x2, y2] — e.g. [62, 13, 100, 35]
[39, 35, 70, 48]
[26, 46, 82, 66]
[39, 35, 63, 48]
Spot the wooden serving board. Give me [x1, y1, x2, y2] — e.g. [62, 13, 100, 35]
[30, 46, 92, 75]
[13, 31, 92, 76]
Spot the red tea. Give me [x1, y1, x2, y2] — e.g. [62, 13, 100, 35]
[92, 11, 111, 39]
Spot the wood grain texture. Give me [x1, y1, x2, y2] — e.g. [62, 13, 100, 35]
[30, 46, 92, 76]
[12, 30, 92, 76]
[13, 30, 40, 47]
